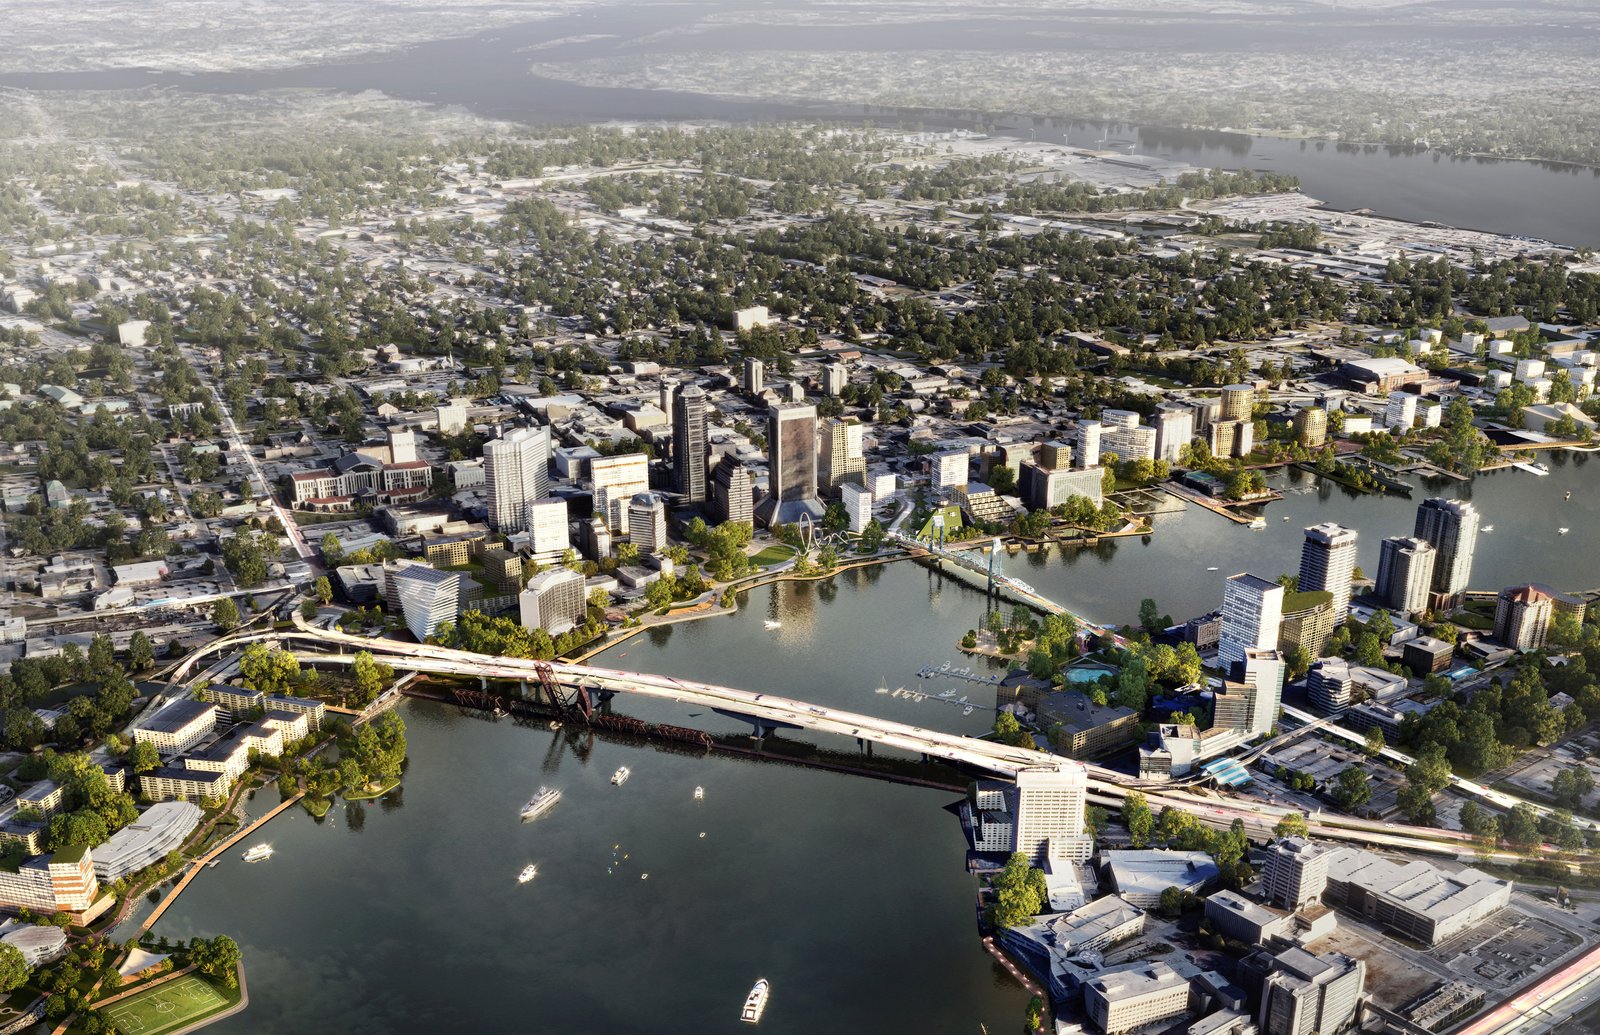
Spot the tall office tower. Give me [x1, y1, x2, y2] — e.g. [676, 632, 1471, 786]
[1495, 584, 1554, 651]
[524, 498, 571, 563]
[590, 453, 651, 534]
[841, 482, 874, 533]
[1375, 536, 1436, 616]
[754, 403, 823, 527]
[1219, 573, 1285, 669]
[671, 384, 709, 504]
[1075, 421, 1102, 469]
[818, 417, 865, 491]
[711, 455, 755, 526]
[1385, 391, 1418, 431]
[1154, 404, 1195, 463]
[1298, 523, 1359, 625]
[518, 567, 586, 636]
[1209, 419, 1255, 459]
[1012, 765, 1094, 863]
[1220, 384, 1255, 423]
[436, 399, 468, 435]
[1414, 498, 1479, 608]
[931, 449, 969, 490]
[1261, 838, 1330, 911]
[1241, 649, 1287, 737]
[822, 362, 847, 397]
[1258, 949, 1366, 1035]
[1292, 406, 1327, 448]
[388, 427, 418, 464]
[391, 566, 464, 642]
[742, 356, 765, 395]
[627, 492, 667, 555]
[484, 426, 550, 532]
[659, 379, 678, 423]
[1039, 440, 1073, 470]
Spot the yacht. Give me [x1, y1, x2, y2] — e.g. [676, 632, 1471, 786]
[517, 864, 538, 884]
[694, 786, 705, 801]
[1482, 525, 1495, 533]
[241, 843, 273, 863]
[611, 766, 631, 786]
[962, 705, 975, 716]
[520, 786, 560, 822]
[1248, 517, 1267, 529]
[741, 979, 771, 1024]
[764, 619, 782, 630]
[1560, 527, 1570, 535]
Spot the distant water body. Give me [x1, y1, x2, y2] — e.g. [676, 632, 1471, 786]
[3, 5, 1599, 246]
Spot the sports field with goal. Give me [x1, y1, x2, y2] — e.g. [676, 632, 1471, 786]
[100, 975, 228, 1035]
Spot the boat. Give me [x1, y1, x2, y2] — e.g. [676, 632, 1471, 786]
[939, 690, 957, 698]
[1206, 566, 1219, 571]
[1560, 527, 1570, 535]
[1247, 517, 1267, 530]
[241, 843, 273, 863]
[1566, 491, 1573, 501]
[763, 619, 782, 631]
[962, 705, 975, 716]
[641, 873, 649, 880]
[611, 766, 631, 786]
[1481, 525, 1495, 533]
[521, 786, 561, 821]
[517, 864, 538, 884]
[1514, 461, 1551, 476]
[694, 786, 705, 800]
[742, 979, 771, 1024]
[1281, 515, 1290, 521]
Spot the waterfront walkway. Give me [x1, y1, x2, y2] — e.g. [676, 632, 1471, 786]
[138, 790, 305, 935]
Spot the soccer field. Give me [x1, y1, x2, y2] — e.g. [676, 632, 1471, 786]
[102, 976, 228, 1035]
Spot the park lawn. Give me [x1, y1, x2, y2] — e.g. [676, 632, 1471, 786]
[750, 545, 795, 566]
[95, 974, 239, 1035]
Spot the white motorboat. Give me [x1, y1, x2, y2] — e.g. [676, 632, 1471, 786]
[1482, 525, 1495, 533]
[764, 619, 782, 630]
[241, 843, 273, 863]
[517, 864, 538, 884]
[611, 766, 631, 786]
[694, 786, 705, 800]
[1560, 527, 1570, 535]
[741, 979, 770, 1024]
[521, 786, 560, 821]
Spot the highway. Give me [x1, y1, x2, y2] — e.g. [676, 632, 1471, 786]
[1454, 942, 1600, 1035]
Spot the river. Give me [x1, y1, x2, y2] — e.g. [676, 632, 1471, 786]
[2, 5, 1598, 246]
[147, 452, 1600, 1033]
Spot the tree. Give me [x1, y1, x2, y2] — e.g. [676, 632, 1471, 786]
[1273, 812, 1309, 839]
[238, 643, 300, 696]
[1158, 886, 1184, 917]
[319, 532, 344, 567]
[1502, 803, 1542, 850]
[1552, 766, 1595, 809]
[212, 597, 240, 632]
[0, 944, 26, 995]
[1397, 783, 1437, 825]
[350, 651, 394, 702]
[1334, 767, 1372, 810]
[1138, 598, 1162, 633]
[1123, 791, 1154, 848]
[128, 741, 160, 774]
[187, 935, 241, 988]
[127, 632, 153, 671]
[989, 852, 1046, 929]
[312, 576, 333, 605]
[992, 711, 1032, 749]
[1363, 726, 1386, 758]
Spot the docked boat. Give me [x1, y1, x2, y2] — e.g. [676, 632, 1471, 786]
[741, 979, 770, 1024]
[611, 766, 631, 786]
[517, 864, 538, 884]
[520, 786, 560, 821]
[694, 785, 705, 800]
[241, 843, 273, 863]
[1247, 517, 1267, 530]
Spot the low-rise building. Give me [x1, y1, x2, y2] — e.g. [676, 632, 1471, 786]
[1102, 850, 1220, 909]
[1205, 890, 1292, 945]
[1084, 962, 1192, 1035]
[139, 766, 231, 804]
[1038, 691, 1139, 760]
[1318, 846, 1512, 945]
[131, 699, 218, 756]
[91, 801, 203, 882]
[0, 846, 104, 921]
[0, 923, 68, 967]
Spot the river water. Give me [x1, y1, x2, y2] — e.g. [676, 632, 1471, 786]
[3, 6, 1599, 245]
[149, 454, 1600, 1033]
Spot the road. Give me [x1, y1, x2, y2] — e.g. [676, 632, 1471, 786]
[1454, 942, 1600, 1035]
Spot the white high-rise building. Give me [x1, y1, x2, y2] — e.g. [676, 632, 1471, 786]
[436, 400, 468, 435]
[1261, 838, 1331, 911]
[1375, 536, 1436, 616]
[1414, 498, 1479, 608]
[484, 426, 550, 533]
[1013, 765, 1094, 863]
[519, 567, 586, 636]
[1219, 573, 1284, 669]
[591, 453, 651, 534]
[1242, 649, 1287, 737]
[1153, 405, 1194, 463]
[1298, 523, 1359, 625]
[1076, 421, 1102, 469]
[627, 492, 667, 555]
[391, 566, 463, 642]
[388, 427, 418, 464]
[1385, 391, 1418, 431]
[841, 482, 874, 533]
[525, 498, 570, 563]
[932, 449, 969, 490]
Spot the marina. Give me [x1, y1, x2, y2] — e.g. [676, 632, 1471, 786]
[916, 664, 1002, 685]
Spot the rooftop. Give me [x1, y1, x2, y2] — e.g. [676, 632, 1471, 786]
[141, 698, 216, 735]
[1321, 846, 1512, 922]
